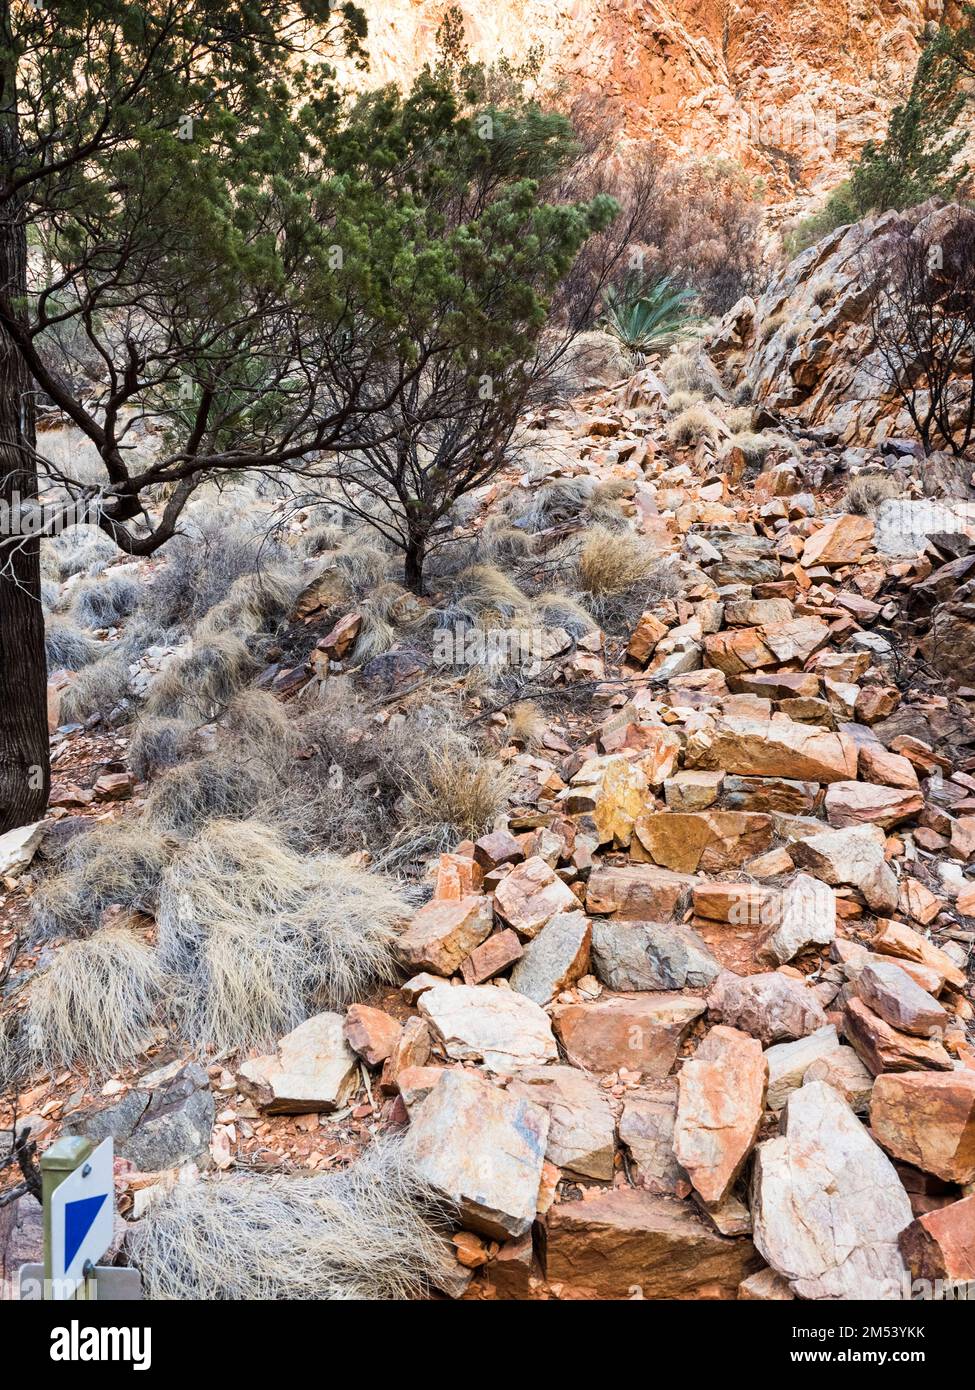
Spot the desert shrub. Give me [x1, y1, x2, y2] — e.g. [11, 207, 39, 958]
[438, 564, 531, 627]
[23, 926, 165, 1075]
[58, 648, 130, 725]
[193, 566, 303, 642]
[48, 525, 116, 580]
[548, 328, 634, 393]
[128, 715, 200, 782]
[666, 404, 726, 447]
[664, 389, 705, 416]
[721, 405, 756, 433]
[396, 731, 512, 861]
[574, 527, 681, 630]
[143, 750, 280, 838]
[660, 348, 727, 399]
[844, 471, 905, 514]
[475, 516, 537, 567]
[141, 512, 285, 630]
[45, 617, 104, 672]
[29, 822, 177, 939]
[222, 689, 296, 756]
[132, 1141, 451, 1300]
[156, 819, 404, 1051]
[530, 592, 598, 639]
[600, 272, 699, 357]
[506, 700, 546, 750]
[145, 634, 259, 722]
[728, 431, 782, 465]
[70, 571, 140, 628]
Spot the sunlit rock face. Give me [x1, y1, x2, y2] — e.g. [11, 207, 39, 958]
[336, 0, 954, 203]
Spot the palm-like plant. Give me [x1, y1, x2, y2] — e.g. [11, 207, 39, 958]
[601, 272, 700, 361]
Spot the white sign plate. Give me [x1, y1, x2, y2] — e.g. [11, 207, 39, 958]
[49, 1137, 115, 1298]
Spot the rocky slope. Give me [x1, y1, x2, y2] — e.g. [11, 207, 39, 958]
[3, 322, 974, 1300]
[340, 0, 963, 204]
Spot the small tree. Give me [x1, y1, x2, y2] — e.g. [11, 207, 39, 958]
[313, 48, 617, 592]
[867, 216, 975, 458]
[850, 15, 972, 214]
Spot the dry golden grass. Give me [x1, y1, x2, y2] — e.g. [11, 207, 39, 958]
[576, 526, 660, 599]
[24, 926, 165, 1075]
[844, 471, 905, 515]
[145, 633, 259, 722]
[157, 819, 405, 1052]
[665, 403, 726, 447]
[30, 821, 177, 939]
[132, 1140, 451, 1300]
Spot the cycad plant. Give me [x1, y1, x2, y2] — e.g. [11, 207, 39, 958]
[601, 272, 699, 362]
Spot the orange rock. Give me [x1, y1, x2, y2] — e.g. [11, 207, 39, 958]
[800, 514, 874, 568]
[632, 809, 773, 874]
[674, 1026, 767, 1205]
[870, 1071, 975, 1184]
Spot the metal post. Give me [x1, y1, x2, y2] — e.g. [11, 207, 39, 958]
[41, 1135, 92, 1299]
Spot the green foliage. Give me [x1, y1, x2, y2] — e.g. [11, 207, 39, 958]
[785, 13, 973, 256]
[600, 272, 699, 356]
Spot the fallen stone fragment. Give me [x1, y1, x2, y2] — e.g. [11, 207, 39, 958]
[760, 616, 831, 663]
[790, 822, 898, 913]
[675, 1026, 766, 1205]
[397, 895, 494, 975]
[693, 881, 777, 926]
[379, 1016, 432, 1094]
[592, 920, 721, 991]
[751, 1080, 912, 1300]
[843, 998, 953, 1075]
[563, 754, 649, 848]
[406, 1069, 549, 1240]
[899, 1195, 975, 1289]
[800, 514, 874, 568]
[627, 611, 668, 664]
[0, 821, 45, 877]
[586, 863, 693, 919]
[460, 929, 523, 985]
[870, 1071, 975, 1184]
[433, 852, 483, 901]
[858, 745, 919, 791]
[239, 1013, 358, 1115]
[802, 1045, 874, 1113]
[720, 774, 819, 815]
[632, 809, 772, 873]
[618, 1082, 688, 1195]
[855, 960, 948, 1038]
[870, 918, 967, 990]
[764, 1025, 839, 1111]
[493, 856, 578, 939]
[506, 1065, 615, 1182]
[707, 969, 827, 1045]
[419, 983, 557, 1073]
[508, 910, 591, 1005]
[663, 769, 725, 811]
[552, 993, 705, 1077]
[738, 1268, 795, 1300]
[473, 829, 523, 870]
[685, 716, 858, 784]
[343, 1004, 402, 1068]
[757, 873, 835, 965]
[545, 1189, 760, 1299]
[824, 780, 924, 829]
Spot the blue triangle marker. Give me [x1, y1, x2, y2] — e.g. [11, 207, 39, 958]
[64, 1194, 108, 1271]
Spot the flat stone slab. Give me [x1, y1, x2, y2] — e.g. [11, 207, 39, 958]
[418, 983, 557, 1073]
[238, 1013, 358, 1115]
[552, 992, 705, 1077]
[506, 1065, 615, 1182]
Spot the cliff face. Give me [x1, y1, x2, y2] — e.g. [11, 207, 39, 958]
[343, 0, 961, 203]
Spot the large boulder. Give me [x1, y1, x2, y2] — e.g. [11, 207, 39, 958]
[406, 1069, 548, 1240]
[545, 1189, 760, 1299]
[751, 1081, 913, 1300]
[707, 969, 827, 1045]
[591, 920, 721, 991]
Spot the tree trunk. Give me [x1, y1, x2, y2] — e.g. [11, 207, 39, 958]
[404, 534, 426, 595]
[0, 32, 48, 834]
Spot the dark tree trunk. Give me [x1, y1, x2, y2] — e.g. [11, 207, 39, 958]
[0, 32, 48, 834]
[404, 534, 426, 595]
